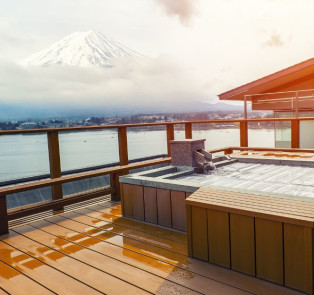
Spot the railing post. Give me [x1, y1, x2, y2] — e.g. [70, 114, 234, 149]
[224, 148, 233, 155]
[185, 122, 192, 139]
[118, 127, 128, 166]
[0, 195, 9, 235]
[291, 119, 300, 148]
[47, 131, 63, 212]
[167, 124, 175, 156]
[114, 127, 129, 202]
[240, 121, 248, 147]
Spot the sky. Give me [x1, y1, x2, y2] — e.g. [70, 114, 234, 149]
[1, 0, 314, 112]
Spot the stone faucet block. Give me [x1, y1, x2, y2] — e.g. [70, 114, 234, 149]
[170, 139, 206, 167]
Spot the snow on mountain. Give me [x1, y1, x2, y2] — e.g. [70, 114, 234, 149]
[20, 31, 142, 67]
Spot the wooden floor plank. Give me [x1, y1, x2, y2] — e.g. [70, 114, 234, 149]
[15, 223, 201, 295]
[5, 230, 148, 295]
[0, 241, 101, 295]
[32, 217, 251, 295]
[0, 259, 53, 295]
[67, 199, 122, 216]
[87, 203, 186, 242]
[46, 214, 186, 263]
[81, 204, 187, 244]
[0, 200, 303, 295]
[47, 205, 302, 295]
[65, 210, 188, 255]
[0, 287, 9, 295]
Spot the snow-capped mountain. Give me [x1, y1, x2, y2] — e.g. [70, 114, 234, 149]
[21, 31, 141, 67]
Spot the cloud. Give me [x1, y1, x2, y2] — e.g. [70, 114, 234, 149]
[0, 56, 212, 114]
[263, 32, 284, 47]
[0, 27, 44, 60]
[154, 0, 198, 25]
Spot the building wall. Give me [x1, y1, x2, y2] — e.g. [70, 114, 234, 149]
[275, 111, 314, 148]
[300, 120, 314, 148]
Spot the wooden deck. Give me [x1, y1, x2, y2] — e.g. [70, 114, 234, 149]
[0, 198, 303, 295]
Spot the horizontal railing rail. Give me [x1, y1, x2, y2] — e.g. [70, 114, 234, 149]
[1, 116, 314, 135]
[0, 153, 168, 187]
[208, 146, 314, 155]
[0, 158, 170, 196]
[1, 116, 314, 235]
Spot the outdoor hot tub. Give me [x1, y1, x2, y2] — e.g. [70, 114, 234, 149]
[120, 150, 314, 230]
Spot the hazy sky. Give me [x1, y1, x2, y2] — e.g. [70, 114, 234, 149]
[1, 0, 314, 109]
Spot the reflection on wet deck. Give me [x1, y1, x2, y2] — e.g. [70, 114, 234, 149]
[0, 199, 303, 294]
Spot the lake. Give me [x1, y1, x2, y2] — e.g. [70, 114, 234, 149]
[0, 128, 274, 182]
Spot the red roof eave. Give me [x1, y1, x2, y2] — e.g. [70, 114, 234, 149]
[218, 58, 314, 101]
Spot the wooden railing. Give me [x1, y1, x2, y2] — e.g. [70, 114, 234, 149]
[0, 116, 313, 235]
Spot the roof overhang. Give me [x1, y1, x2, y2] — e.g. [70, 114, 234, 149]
[218, 58, 314, 101]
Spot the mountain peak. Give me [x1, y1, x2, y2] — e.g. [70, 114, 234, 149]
[20, 31, 141, 67]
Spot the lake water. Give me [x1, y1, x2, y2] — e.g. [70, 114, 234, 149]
[0, 128, 274, 182]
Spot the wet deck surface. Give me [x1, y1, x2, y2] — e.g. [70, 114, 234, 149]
[0, 199, 303, 294]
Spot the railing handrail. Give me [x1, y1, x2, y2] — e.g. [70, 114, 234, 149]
[0, 153, 168, 187]
[1, 116, 314, 135]
[0, 157, 170, 197]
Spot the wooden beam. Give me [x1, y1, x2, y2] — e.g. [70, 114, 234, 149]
[240, 121, 248, 147]
[0, 196, 8, 235]
[47, 131, 63, 211]
[118, 127, 128, 166]
[166, 124, 175, 156]
[291, 120, 300, 148]
[185, 122, 192, 139]
[230, 214, 255, 275]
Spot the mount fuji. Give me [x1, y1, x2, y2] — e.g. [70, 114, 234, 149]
[12, 30, 243, 118]
[20, 31, 142, 67]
